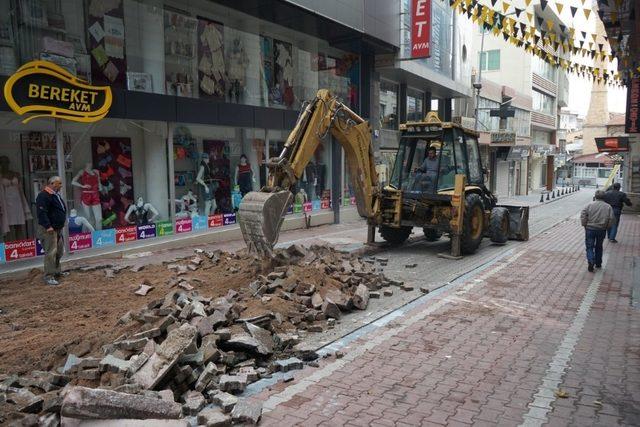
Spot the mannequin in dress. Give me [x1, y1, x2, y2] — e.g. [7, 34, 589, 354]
[196, 154, 217, 216]
[68, 209, 95, 235]
[0, 155, 32, 240]
[125, 197, 159, 226]
[71, 162, 102, 230]
[234, 154, 256, 197]
[176, 190, 198, 219]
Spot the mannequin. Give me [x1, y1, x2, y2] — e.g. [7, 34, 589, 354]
[227, 37, 249, 103]
[125, 197, 159, 226]
[234, 154, 256, 197]
[176, 190, 198, 219]
[0, 155, 32, 240]
[68, 209, 95, 235]
[72, 162, 102, 230]
[196, 154, 217, 216]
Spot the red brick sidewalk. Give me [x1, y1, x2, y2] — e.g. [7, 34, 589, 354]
[252, 214, 640, 426]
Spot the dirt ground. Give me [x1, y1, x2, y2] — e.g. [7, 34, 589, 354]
[0, 246, 360, 378]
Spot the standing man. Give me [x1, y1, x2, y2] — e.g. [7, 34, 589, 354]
[36, 176, 67, 286]
[603, 182, 633, 243]
[580, 190, 615, 272]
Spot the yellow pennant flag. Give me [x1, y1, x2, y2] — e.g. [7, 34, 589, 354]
[492, 26, 500, 36]
[502, 1, 510, 13]
[525, 0, 532, 6]
[546, 20, 554, 31]
[591, 33, 597, 42]
[583, 8, 591, 19]
[527, 12, 533, 22]
[556, 2, 563, 14]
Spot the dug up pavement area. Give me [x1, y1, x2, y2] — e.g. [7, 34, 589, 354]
[1, 188, 639, 426]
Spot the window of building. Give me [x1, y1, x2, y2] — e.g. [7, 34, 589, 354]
[406, 88, 424, 122]
[479, 50, 500, 71]
[532, 90, 555, 115]
[380, 80, 399, 130]
[532, 56, 557, 82]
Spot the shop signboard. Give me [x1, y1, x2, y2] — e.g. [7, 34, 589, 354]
[490, 131, 516, 145]
[92, 229, 116, 248]
[303, 202, 312, 213]
[136, 224, 156, 240]
[69, 233, 92, 251]
[175, 218, 193, 234]
[626, 77, 639, 134]
[208, 214, 223, 228]
[193, 215, 208, 231]
[312, 200, 321, 211]
[116, 225, 137, 244]
[223, 213, 236, 225]
[36, 239, 45, 256]
[595, 136, 629, 153]
[157, 221, 174, 237]
[411, 0, 431, 59]
[4, 239, 37, 261]
[0, 244, 5, 263]
[3, 60, 112, 123]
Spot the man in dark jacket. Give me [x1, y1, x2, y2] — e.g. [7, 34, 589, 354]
[36, 176, 67, 286]
[603, 182, 633, 243]
[581, 190, 615, 272]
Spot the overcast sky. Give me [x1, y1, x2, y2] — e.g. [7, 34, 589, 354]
[568, 75, 627, 117]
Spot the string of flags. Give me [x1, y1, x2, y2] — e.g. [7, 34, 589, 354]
[447, 0, 632, 86]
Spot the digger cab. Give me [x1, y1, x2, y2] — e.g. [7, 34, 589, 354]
[391, 112, 485, 197]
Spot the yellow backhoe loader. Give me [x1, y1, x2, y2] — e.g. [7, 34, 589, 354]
[238, 89, 529, 257]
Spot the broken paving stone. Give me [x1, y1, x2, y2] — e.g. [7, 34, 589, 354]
[307, 325, 323, 333]
[420, 286, 430, 294]
[260, 296, 272, 303]
[99, 355, 132, 374]
[133, 324, 197, 390]
[7, 388, 44, 413]
[134, 283, 154, 296]
[215, 328, 231, 342]
[352, 284, 370, 310]
[198, 408, 232, 427]
[327, 318, 336, 328]
[212, 391, 238, 413]
[335, 351, 344, 359]
[293, 343, 319, 361]
[113, 338, 148, 351]
[231, 399, 262, 425]
[131, 265, 145, 273]
[401, 284, 414, 291]
[311, 293, 323, 309]
[324, 289, 350, 310]
[274, 357, 303, 373]
[321, 298, 341, 320]
[61, 386, 182, 419]
[405, 263, 417, 268]
[295, 282, 316, 296]
[77, 369, 101, 380]
[383, 289, 394, 297]
[182, 391, 206, 415]
[369, 291, 381, 299]
[194, 363, 219, 392]
[201, 336, 221, 364]
[61, 354, 83, 374]
[218, 374, 248, 393]
[244, 323, 274, 355]
[177, 281, 194, 291]
[274, 333, 299, 349]
[38, 413, 59, 427]
[237, 367, 258, 382]
[132, 327, 162, 340]
[104, 269, 116, 279]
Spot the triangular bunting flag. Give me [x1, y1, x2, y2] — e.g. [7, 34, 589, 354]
[591, 33, 597, 42]
[540, 0, 548, 10]
[525, 0, 532, 6]
[537, 17, 544, 28]
[502, 1, 510, 13]
[490, 0, 498, 6]
[514, 7, 523, 17]
[556, 2, 563, 14]
[559, 24, 566, 33]
[581, 31, 587, 39]
[546, 19, 554, 31]
[583, 8, 591, 19]
[570, 6, 577, 17]
[527, 12, 533, 22]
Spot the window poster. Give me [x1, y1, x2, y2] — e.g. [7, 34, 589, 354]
[197, 16, 225, 99]
[202, 140, 231, 214]
[87, 0, 126, 86]
[272, 39, 294, 107]
[91, 137, 134, 228]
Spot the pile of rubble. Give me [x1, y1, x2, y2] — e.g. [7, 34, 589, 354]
[0, 245, 408, 426]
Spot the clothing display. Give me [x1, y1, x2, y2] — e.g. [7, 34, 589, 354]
[80, 169, 100, 206]
[198, 18, 225, 99]
[125, 198, 159, 226]
[1, 176, 32, 226]
[68, 209, 95, 234]
[237, 162, 253, 196]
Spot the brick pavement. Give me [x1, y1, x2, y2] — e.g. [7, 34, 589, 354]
[251, 212, 640, 426]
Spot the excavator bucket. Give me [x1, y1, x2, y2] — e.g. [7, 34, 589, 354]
[238, 190, 294, 255]
[499, 205, 530, 241]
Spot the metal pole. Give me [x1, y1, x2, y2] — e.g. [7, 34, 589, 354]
[167, 122, 176, 224]
[55, 119, 69, 251]
[473, 30, 486, 132]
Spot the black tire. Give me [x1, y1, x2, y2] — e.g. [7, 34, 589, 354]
[423, 228, 442, 242]
[380, 225, 412, 245]
[489, 207, 510, 244]
[460, 193, 485, 254]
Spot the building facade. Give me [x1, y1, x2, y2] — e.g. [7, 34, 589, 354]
[0, 0, 399, 266]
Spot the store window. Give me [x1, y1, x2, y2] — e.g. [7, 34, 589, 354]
[406, 88, 424, 122]
[479, 50, 500, 71]
[380, 80, 398, 130]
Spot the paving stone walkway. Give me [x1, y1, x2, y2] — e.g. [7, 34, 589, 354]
[251, 212, 640, 426]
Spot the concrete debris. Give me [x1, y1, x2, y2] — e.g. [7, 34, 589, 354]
[274, 357, 303, 372]
[230, 399, 262, 425]
[198, 408, 232, 426]
[321, 298, 341, 320]
[211, 391, 238, 413]
[61, 386, 182, 419]
[405, 263, 417, 268]
[383, 289, 394, 296]
[218, 374, 248, 393]
[352, 284, 369, 310]
[181, 390, 206, 415]
[420, 286, 430, 294]
[134, 283, 154, 296]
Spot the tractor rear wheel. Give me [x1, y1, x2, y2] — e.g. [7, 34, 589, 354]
[460, 193, 485, 254]
[489, 207, 510, 244]
[423, 228, 442, 241]
[380, 225, 412, 245]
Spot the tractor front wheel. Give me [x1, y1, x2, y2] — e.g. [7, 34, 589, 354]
[460, 193, 485, 254]
[380, 225, 412, 245]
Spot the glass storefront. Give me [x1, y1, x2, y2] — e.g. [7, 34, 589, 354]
[1, 0, 360, 111]
[380, 80, 398, 130]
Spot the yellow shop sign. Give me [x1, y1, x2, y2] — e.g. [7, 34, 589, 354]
[3, 60, 112, 123]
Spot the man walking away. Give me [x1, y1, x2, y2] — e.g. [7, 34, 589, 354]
[603, 182, 633, 243]
[580, 190, 615, 272]
[36, 176, 67, 286]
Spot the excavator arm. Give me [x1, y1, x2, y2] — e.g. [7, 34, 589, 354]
[238, 89, 380, 255]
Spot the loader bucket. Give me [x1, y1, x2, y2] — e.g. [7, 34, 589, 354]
[238, 190, 294, 255]
[498, 205, 530, 241]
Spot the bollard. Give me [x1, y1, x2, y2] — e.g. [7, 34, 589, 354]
[540, 193, 544, 203]
[546, 192, 550, 201]
[562, 188, 565, 195]
[552, 190, 555, 199]
[578, 185, 580, 190]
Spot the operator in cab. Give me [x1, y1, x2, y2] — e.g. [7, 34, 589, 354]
[415, 145, 439, 180]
